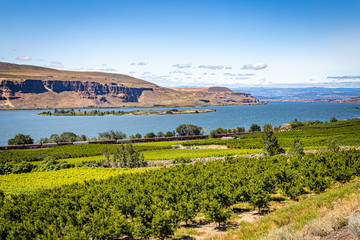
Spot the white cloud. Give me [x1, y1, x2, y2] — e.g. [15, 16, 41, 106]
[16, 56, 32, 61]
[49, 61, 64, 68]
[225, 66, 232, 70]
[129, 71, 136, 74]
[131, 62, 147, 66]
[169, 70, 191, 74]
[327, 76, 360, 80]
[241, 62, 267, 70]
[173, 63, 192, 68]
[224, 73, 255, 76]
[198, 65, 224, 70]
[99, 68, 118, 72]
[142, 72, 151, 75]
[0, 57, 5, 60]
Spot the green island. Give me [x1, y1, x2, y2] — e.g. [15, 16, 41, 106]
[1, 118, 360, 239]
[38, 108, 215, 116]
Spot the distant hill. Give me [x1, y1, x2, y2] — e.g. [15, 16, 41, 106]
[0, 62, 260, 109]
[234, 87, 360, 102]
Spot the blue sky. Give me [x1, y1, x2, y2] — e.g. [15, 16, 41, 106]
[1, 0, 360, 88]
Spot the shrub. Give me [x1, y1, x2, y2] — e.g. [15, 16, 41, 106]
[330, 117, 338, 122]
[112, 144, 146, 168]
[289, 119, 304, 129]
[172, 157, 192, 164]
[35, 156, 75, 172]
[327, 137, 339, 152]
[348, 214, 360, 239]
[288, 138, 305, 156]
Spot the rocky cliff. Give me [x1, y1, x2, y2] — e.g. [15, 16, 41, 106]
[0, 79, 153, 103]
[0, 62, 261, 109]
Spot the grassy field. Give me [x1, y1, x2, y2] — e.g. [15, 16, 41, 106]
[0, 167, 151, 194]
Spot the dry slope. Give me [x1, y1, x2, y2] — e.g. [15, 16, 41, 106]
[0, 62, 260, 109]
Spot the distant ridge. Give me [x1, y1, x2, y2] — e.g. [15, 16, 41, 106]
[0, 62, 260, 109]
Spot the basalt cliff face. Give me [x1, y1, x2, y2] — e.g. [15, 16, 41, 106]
[0, 62, 260, 109]
[0, 79, 152, 102]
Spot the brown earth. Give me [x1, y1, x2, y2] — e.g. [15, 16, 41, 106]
[0, 62, 261, 109]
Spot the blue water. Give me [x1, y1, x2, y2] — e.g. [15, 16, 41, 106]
[0, 102, 359, 145]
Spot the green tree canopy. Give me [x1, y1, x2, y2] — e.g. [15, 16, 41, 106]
[98, 130, 126, 140]
[144, 132, 156, 138]
[262, 124, 284, 156]
[248, 124, 261, 132]
[8, 134, 34, 145]
[164, 131, 175, 137]
[176, 124, 202, 136]
[59, 132, 78, 142]
[49, 134, 61, 143]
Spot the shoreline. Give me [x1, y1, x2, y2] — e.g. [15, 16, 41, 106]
[38, 108, 216, 117]
[0, 102, 267, 111]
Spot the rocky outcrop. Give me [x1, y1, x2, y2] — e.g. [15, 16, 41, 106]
[0, 79, 153, 103]
[0, 80, 48, 98]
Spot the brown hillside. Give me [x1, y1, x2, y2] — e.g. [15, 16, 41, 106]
[0, 62, 260, 109]
[0, 62, 156, 87]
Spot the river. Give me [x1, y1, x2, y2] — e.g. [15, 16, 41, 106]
[0, 102, 359, 145]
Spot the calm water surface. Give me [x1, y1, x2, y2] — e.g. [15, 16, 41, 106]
[0, 102, 359, 145]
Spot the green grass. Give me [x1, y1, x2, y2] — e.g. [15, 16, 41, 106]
[0, 167, 151, 194]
